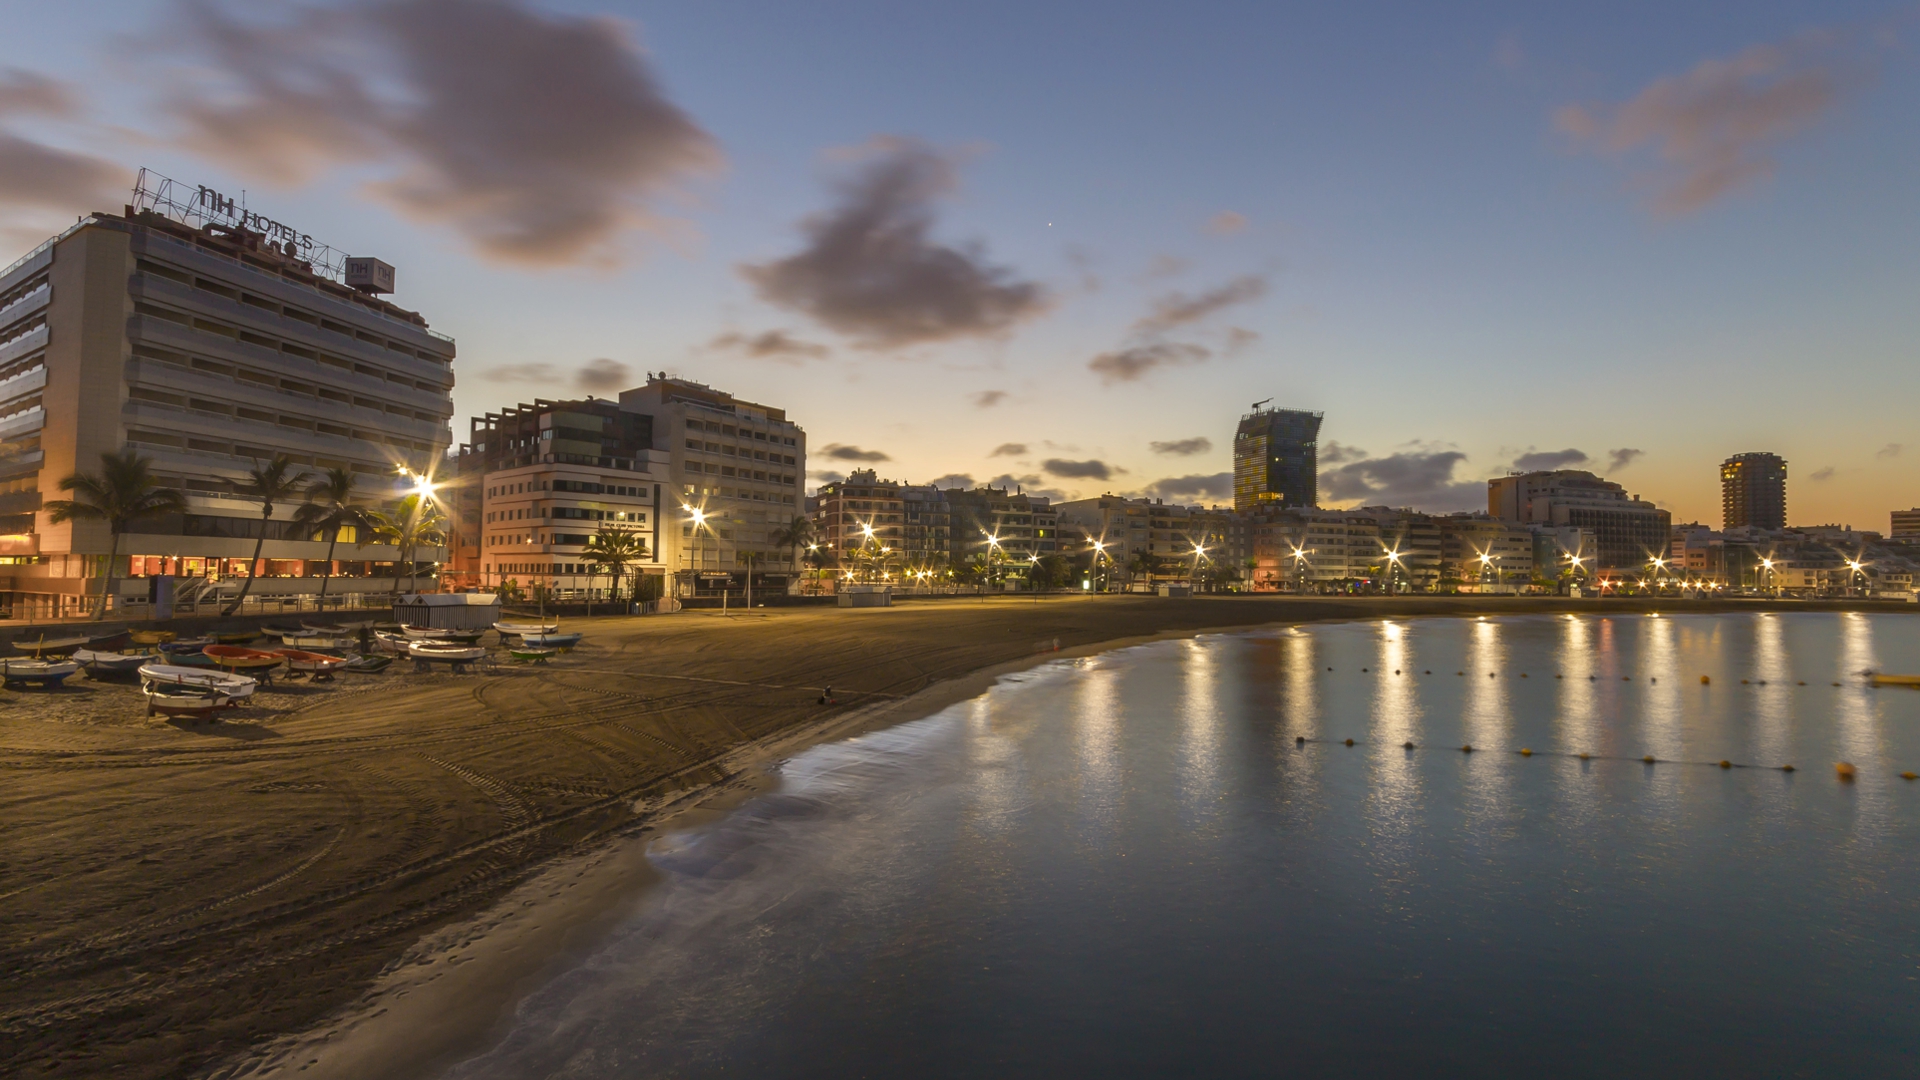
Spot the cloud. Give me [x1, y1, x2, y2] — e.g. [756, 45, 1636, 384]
[1875, 442, 1902, 459]
[1512, 447, 1590, 472]
[1223, 326, 1260, 355]
[1319, 440, 1369, 465]
[1043, 458, 1116, 481]
[480, 362, 561, 383]
[575, 358, 630, 393]
[927, 473, 975, 489]
[0, 133, 125, 214]
[1146, 254, 1189, 278]
[806, 469, 845, 489]
[708, 329, 830, 362]
[1554, 31, 1862, 215]
[1606, 447, 1645, 472]
[1321, 450, 1484, 512]
[740, 136, 1048, 348]
[1493, 30, 1525, 73]
[990, 443, 1028, 458]
[151, 0, 721, 265]
[1809, 465, 1836, 482]
[0, 69, 79, 117]
[1204, 210, 1248, 235]
[1141, 472, 1233, 502]
[1150, 437, 1212, 456]
[819, 443, 890, 462]
[1132, 274, 1267, 336]
[971, 389, 1008, 408]
[1088, 342, 1210, 385]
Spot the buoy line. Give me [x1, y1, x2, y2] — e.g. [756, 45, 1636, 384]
[1288, 737, 1915, 778]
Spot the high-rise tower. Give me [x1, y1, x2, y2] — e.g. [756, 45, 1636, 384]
[1720, 452, 1787, 530]
[1233, 405, 1322, 512]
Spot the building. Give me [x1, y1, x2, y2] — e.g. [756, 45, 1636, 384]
[1233, 405, 1322, 512]
[618, 376, 806, 593]
[1054, 495, 1238, 587]
[1721, 452, 1787, 530]
[1488, 469, 1670, 571]
[451, 397, 670, 597]
[942, 484, 1059, 578]
[1246, 507, 1383, 590]
[811, 471, 954, 583]
[0, 174, 456, 617]
[1437, 514, 1535, 588]
[1892, 509, 1920, 539]
[1348, 507, 1443, 591]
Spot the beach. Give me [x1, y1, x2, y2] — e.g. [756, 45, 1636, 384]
[0, 594, 1906, 1079]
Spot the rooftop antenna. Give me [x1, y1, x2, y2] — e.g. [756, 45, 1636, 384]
[1252, 397, 1272, 410]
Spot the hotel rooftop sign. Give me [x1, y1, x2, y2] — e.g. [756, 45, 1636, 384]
[130, 167, 352, 283]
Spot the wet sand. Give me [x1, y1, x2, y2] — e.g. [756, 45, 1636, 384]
[1, 594, 1905, 1079]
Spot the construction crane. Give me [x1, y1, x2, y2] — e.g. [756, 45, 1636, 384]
[1250, 397, 1272, 411]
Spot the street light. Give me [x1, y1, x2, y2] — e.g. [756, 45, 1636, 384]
[1090, 539, 1110, 593]
[1382, 545, 1404, 595]
[1290, 544, 1310, 593]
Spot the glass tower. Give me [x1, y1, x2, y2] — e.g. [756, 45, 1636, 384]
[1233, 407, 1323, 512]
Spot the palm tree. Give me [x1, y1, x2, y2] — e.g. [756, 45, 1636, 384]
[290, 467, 378, 609]
[770, 515, 815, 573]
[582, 525, 648, 604]
[370, 494, 447, 596]
[222, 454, 308, 615]
[45, 448, 187, 619]
[1128, 548, 1161, 586]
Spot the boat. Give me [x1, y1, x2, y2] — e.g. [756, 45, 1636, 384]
[212, 630, 261, 646]
[143, 684, 231, 719]
[261, 622, 308, 637]
[343, 654, 393, 674]
[279, 632, 355, 651]
[139, 663, 258, 700]
[278, 649, 349, 678]
[1869, 673, 1920, 687]
[157, 637, 214, 655]
[162, 651, 218, 668]
[202, 645, 286, 673]
[310, 619, 378, 632]
[1, 658, 80, 686]
[130, 630, 177, 646]
[73, 649, 151, 680]
[9, 635, 88, 658]
[402, 625, 486, 643]
[408, 640, 487, 661]
[495, 621, 559, 637]
[85, 630, 131, 652]
[371, 631, 413, 654]
[517, 632, 582, 650]
[507, 646, 556, 663]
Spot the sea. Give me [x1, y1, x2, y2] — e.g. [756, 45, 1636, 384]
[442, 611, 1920, 1079]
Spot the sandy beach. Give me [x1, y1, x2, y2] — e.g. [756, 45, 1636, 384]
[1, 594, 1906, 1079]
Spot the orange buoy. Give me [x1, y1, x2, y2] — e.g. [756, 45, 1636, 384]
[1797, 681, 1806, 686]
[1719, 760, 1732, 769]
[1835, 762, 1857, 780]
[1741, 679, 1750, 684]
[1555, 674, 1563, 679]
[1521, 673, 1529, 678]
[1344, 738, 1354, 746]
[1643, 755, 1656, 764]
[1782, 764, 1796, 773]
[1700, 675, 1710, 685]
[1900, 772, 1916, 781]
[1578, 752, 1590, 760]
[1520, 748, 1533, 756]
[1462, 744, 1474, 753]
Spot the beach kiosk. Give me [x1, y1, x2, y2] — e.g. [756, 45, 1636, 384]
[391, 593, 502, 630]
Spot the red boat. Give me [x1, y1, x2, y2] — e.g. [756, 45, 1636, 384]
[276, 649, 348, 680]
[202, 645, 286, 673]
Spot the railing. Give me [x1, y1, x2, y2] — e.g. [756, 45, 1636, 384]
[0, 217, 98, 285]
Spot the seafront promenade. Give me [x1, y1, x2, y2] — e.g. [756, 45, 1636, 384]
[2, 594, 1909, 1080]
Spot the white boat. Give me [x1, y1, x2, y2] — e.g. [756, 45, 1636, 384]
[402, 625, 457, 639]
[280, 632, 356, 650]
[73, 649, 151, 678]
[138, 663, 259, 701]
[1, 658, 80, 686]
[518, 632, 582, 649]
[408, 641, 487, 663]
[372, 631, 414, 654]
[144, 684, 231, 718]
[495, 621, 559, 636]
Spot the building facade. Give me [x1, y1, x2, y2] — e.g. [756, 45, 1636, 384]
[1891, 508, 1920, 539]
[1054, 495, 1240, 587]
[1232, 406, 1322, 512]
[1, 196, 455, 617]
[1721, 452, 1787, 530]
[1488, 469, 1670, 571]
[942, 485, 1059, 577]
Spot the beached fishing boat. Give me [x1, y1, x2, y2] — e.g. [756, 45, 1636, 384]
[371, 631, 413, 654]
[279, 632, 355, 650]
[402, 625, 487, 643]
[408, 640, 487, 662]
[507, 646, 557, 663]
[1, 658, 80, 686]
[202, 645, 286, 673]
[130, 630, 176, 646]
[10, 634, 88, 658]
[157, 637, 214, 655]
[261, 622, 308, 637]
[343, 654, 393, 674]
[495, 621, 559, 637]
[143, 684, 231, 719]
[86, 630, 131, 652]
[212, 630, 261, 646]
[73, 649, 150, 680]
[517, 631, 582, 650]
[138, 663, 258, 700]
[278, 649, 348, 678]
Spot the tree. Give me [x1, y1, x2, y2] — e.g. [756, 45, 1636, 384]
[1128, 548, 1163, 585]
[1033, 552, 1069, 590]
[45, 448, 187, 619]
[770, 515, 815, 573]
[220, 455, 308, 615]
[290, 467, 378, 608]
[582, 525, 647, 605]
[370, 494, 446, 596]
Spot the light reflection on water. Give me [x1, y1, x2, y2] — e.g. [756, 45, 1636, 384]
[445, 613, 1920, 1080]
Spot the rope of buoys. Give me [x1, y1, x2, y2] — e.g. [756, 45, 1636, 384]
[1287, 738, 1906, 779]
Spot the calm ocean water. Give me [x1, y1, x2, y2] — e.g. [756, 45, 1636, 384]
[445, 612, 1920, 1079]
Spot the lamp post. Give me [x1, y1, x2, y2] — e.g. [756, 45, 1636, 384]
[1846, 557, 1868, 597]
[1758, 555, 1776, 596]
[1290, 544, 1310, 594]
[1476, 549, 1496, 593]
[1090, 539, 1109, 593]
[1382, 545, 1404, 595]
[1565, 552, 1586, 595]
[985, 532, 1004, 592]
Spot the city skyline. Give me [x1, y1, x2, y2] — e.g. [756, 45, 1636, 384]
[2, 1, 1916, 528]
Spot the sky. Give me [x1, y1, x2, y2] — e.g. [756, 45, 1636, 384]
[2, 0, 1916, 529]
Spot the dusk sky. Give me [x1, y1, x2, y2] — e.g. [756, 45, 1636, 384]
[3, 1, 1915, 529]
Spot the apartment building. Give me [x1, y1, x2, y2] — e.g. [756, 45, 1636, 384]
[1488, 469, 1669, 570]
[0, 180, 455, 616]
[1053, 495, 1239, 586]
[1246, 508, 1385, 589]
[1437, 514, 1535, 587]
[812, 469, 950, 578]
[943, 485, 1059, 573]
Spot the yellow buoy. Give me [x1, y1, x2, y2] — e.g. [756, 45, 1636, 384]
[1835, 762, 1857, 779]
[1521, 673, 1529, 678]
[1578, 752, 1591, 760]
[1643, 755, 1656, 764]
[1782, 764, 1795, 772]
[1741, 679, 1750, 684]
[1718, 760, 1731, 769]
[1520, 748, 1533, 756]
[1462, 744, 1474, 753]
[1344, 738, 1354, 746]
[1700, 675, 1710, 685]
[1901, 772, 1916, 781]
